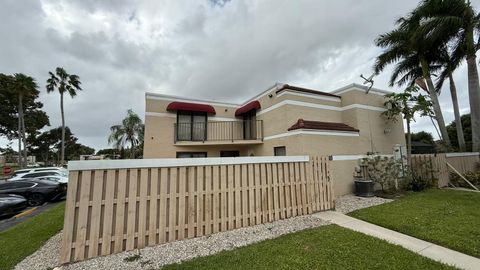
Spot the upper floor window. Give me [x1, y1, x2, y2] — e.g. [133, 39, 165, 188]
[176, 111, 207, 141]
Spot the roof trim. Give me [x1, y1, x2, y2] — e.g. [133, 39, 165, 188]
[276, 84, 341, 98]
[330, 83, 393, 96]
[146, 92, 240, 108]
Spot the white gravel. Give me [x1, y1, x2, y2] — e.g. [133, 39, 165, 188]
[16, 215, 329, 270]
[334, 194, 393, 213]
[15, 231, 62, 270]
[15, 194, 393, 270]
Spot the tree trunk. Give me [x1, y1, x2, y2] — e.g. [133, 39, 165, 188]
[130, 140, 136, 159]
[406, 119, 412, 167]
[465, 22, 480, 151]
[420, 58, 451, 148]
[17, 95, 23, 168]
[61, 92, 66, 166]
[21, 107, 27, 166]
[448, 72, 466, 152]
[466, 55, 480, 152]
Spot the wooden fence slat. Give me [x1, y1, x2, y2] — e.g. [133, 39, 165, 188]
[168, 168, 177, 242]
[158, 168, 168, 243]
[254, 163, 262, 225]
[88, 170, 104, 258]
[60, 171, 79, 262]
[114, 169, 127, 253]
[74, 170, 92, 261]
[187, 167, 196, 238]
[126, 169, 138, 250]
[220, 165, 227, 231]
[177, 167, 187, 240]
[234, 165, 242, 228]
[138, 168, 149, 248]
[101, 170, 115, 255]
[196, 166, 205, 236]
[148, 168, 159, 246]
[227, 165, 235, 230]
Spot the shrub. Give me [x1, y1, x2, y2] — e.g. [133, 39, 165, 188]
[408, 159, 437, 191]
[449, 171, 480, 188]
[360, 156, 402, 192]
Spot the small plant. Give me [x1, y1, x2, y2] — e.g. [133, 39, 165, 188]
[408, 159, 437, 191]
[450, 170, 480, 188]
[124, 253, 142, 262]
[360, 155, 402, 192]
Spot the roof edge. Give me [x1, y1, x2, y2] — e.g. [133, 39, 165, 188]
[330, 83, 393, 96]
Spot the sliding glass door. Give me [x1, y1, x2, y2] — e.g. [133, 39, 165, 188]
[176, 111, 207, 141]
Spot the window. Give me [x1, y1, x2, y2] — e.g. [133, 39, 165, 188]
[243, 111, 257, 140]
[274, 146, 286, 156]
[176, 152, 207, 158]
[176, 111, 207, 141]
[220, 150, 240, 157]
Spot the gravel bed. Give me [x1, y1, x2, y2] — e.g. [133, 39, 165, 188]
[15, 231, 62, 270]
[16, 215, 329, 270]
[15, 195, 392, 270]
[334, 194, 393, 213]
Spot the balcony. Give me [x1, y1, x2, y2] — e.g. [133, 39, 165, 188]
[174, 120, 264, 145]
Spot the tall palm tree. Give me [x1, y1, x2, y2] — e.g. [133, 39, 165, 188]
[11, 74, 39, 168]
[413, 0, 480, 150]
[435, 46, 467, 151]
[46, 67, 82, 165]
[374, 20, 452, 147]
[108, 109, 144, 159]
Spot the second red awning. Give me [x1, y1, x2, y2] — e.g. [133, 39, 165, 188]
[235, 100, 261, 116]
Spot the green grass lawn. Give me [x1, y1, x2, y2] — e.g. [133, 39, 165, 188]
[161, 225, 454, 270]
[349, 189, 480, 258]
[0, 202, 65, 270]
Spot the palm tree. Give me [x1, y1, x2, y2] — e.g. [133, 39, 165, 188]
[11, 74, 39, 168]
[108, 109, 144, 159]
[46, 67, 82, 165]
[435, 46, 467, 151]
[413, 0, 480, 150]
[374, 19, 452, 147]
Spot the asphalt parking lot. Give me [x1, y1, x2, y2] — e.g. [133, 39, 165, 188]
[0, 201, 62, 232]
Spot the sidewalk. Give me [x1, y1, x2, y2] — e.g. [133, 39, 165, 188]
[314, 211, 480, 270]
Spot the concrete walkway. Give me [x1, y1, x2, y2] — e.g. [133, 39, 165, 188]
[314, 211, 480, 270]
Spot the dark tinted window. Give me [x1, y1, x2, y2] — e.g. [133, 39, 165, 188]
[274, 146, 286, 156]
[176, 152, 207, 158]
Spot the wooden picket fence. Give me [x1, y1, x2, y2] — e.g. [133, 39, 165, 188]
[411, 152, 479, 187]
[60, 156, 334, 263]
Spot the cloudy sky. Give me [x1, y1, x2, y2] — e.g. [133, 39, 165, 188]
[0, 0, 477, 151]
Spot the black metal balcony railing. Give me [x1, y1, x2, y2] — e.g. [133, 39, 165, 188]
[174, 120, 263, 143]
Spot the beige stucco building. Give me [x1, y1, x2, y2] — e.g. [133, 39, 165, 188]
[144, 83, 405, 159]
[144, 83, 405, 195]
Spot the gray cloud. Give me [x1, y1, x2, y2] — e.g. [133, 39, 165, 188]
[0, 0, 476, 151]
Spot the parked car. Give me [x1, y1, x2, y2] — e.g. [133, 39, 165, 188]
[0, 194, 28, 217]
[9, 170, 68, 182]
[35, 175, 68, 184]
[0, 179, 67, 206]
[10, 167, 67, 179]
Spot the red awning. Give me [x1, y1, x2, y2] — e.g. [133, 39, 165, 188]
[235, 100, 261, 116]
[166, 102, 216, 114]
